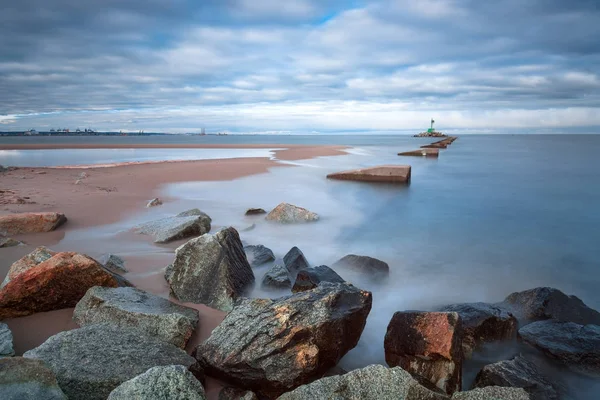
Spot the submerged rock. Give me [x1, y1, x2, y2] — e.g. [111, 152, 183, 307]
[292, 265, 345, 293]
[518, 320, 600, 377]
[167, 227, 255, 312]
[0, 251, 128, 319]
[0, 357, 67, 400]
[146, 197, 163, 207]
[108, 365, 206, 400]
[0, 323, 14, 358]
[283, 246, 310, 279]
[0, 237, 24, 248]
[385, 311, 463, 395]
[473, 354, 557, 400]
[439, 302, 517, 357]
[499, 287, 600, 325]
[327, 165, 411, 184]
[24, 324, 198, 400]
[261, 263, 292, 289]
[97, 253, 127, 274]
[195, 282, 372, 398]
[135, 210, 211, 243]
[74, 286, 199, 348]
[265, 203, 319, 224]
[331, 254, 390, 282]
[244, 244, 275, 267]
[278, 364, 447, 400]
[452, 387, 531, 399]
[245, 208, 267, 216]
[0, 212, 67, 236]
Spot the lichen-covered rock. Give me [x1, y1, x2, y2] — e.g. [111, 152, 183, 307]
[219, 387, 258, 400]
[108, 365, 206, 400]
[0, 357, 67, 400]
[283, 246, 309, 279]
[452, 387, 531, 400]
[518, 320, 600, 377]
[385, 311, 463, 395]
[24, 324, 199, 400]
[0, 237, 24, 248]
[167, 227, 254, 312]
[0, 251, 128, 319]
[98, 254, 128, 274]
[0, 323, 14, 357]
[0, 212, 67, 236]
[195, 282, 372, 399]
[292, 265, 345, 293]
[74, 286, 199, 348]
[244, 244, 275, 267]
[499, 287, 600, 325]
[135, 211, 211, 243]
[331, 254, 389, 282]
[265, 203, 319, 224]
[1, 246, 56, 288]
[439, 302, 517, 357]
[473, 354, 557, 400]
[277, 364, 448, 400]
[146, 197, 163, 207]
[262, 263, 292, 289]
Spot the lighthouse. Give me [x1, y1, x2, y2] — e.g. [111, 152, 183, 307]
[427, 118, 435, 133]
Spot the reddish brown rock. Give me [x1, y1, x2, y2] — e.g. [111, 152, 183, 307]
[327, 165, 411, 184]
[1, 247, 57, 288]
[265, 203, 319, 223]
[0, 251, 126, 319]
[0, 212, 66, 236]
[398, 149, 439, 157]
[384, 311, 463, 395]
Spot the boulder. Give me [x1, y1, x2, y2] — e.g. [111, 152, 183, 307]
[331, 254, 389, 282]
[327, 165, 411, 184]
[177, 208, 211, 218]
[265, 203, 319, 223]
[277, 364, 448, 400]
[384, 311, 463, 395]
[439, 302, 517, 357]
[0, 323, 14, 357]
[0, 357, 67, 400]
[108, 365, 206, 400]
[499, 287, 600, 325]
[518, 320, 600, 377]
[262, 263, 292, 289]
[245, 208, 267, 216]
[98, 253, 128, 274]
[195, 282, 372, 398]
[74, 286, 199, 348]
[146, 197, 163, 207]
[452, 387, 531, 400]
[244, 244, 275, 267]
[167, 227, 255, 312]
[0, 251, 129, 319]
[219, 387, 258, 400]
[24, 324, 199, 400]
[398, 148, 440, 157]
[135, 210, 211, 243]
[473, 354, 557, 400]
[1, 246, 56, 288]
[0, 212, 67, 236]
[283, 246, 310, 279]
[0, 237, 24, 248]
[292, 265, 345, 293]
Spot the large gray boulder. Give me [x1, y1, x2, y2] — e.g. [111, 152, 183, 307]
[98, 254, 127, 274]
[452, 387, 531, 399]
[518, 320, 600, 377]
[23, 324, 199, 400]
[0, 322, 14, 358]
[265, 203, 319, 224]
[439, 302, 517, 358]
[292, 265, 345, 293]
[195, 282, 372, 399]
[499, 287, 600, 325]
[331, 254, 389, 282]
[262, 263, 292, 289]
[473, 354, 557, 400]
[167, 227, 255, 312]
[108, 365, 206, 400]
[73, 286, 199, 348]
[135, 210, 211, 243]
[277, 364, 447, 400]
[0, 357, 67, 400]
[244, 245, 275, 267]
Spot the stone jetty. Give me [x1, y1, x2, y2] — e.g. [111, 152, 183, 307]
[327, 165, 411, 183]
[398, 148, 439, 157]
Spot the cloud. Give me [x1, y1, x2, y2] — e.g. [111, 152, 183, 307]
[0, 0, 599, 132]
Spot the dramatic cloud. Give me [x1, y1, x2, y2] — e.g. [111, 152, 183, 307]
[1, 0, 599, 132]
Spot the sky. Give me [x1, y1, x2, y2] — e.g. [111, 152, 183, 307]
[1, 0, 599, 133]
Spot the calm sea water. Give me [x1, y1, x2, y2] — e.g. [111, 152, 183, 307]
[3, 134, 600, 396]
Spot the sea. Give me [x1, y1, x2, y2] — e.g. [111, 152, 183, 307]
[2, 134, 600, 397]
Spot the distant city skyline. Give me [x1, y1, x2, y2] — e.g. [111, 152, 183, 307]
[1, 0, 599, 133]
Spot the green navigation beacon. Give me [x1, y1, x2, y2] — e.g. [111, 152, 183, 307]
[427, 118, 435, 133]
